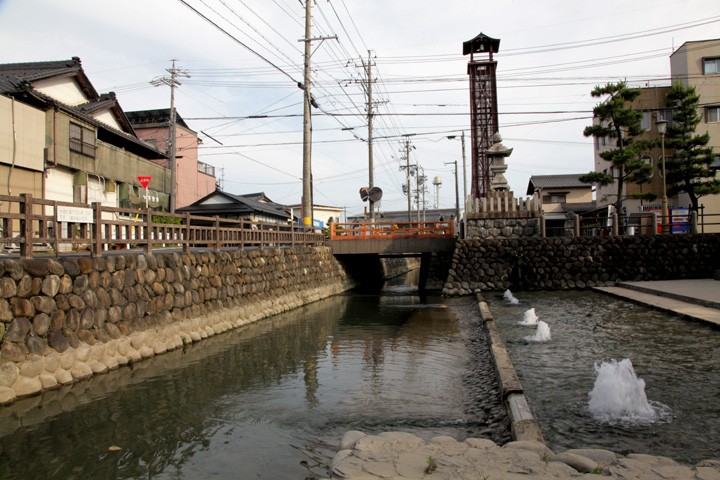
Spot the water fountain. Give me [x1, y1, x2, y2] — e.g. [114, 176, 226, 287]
[519, 308, 538, 325]
[524, 320, 551, 342]
[588, 359, 659, 423]
[503, 289, 519, 305]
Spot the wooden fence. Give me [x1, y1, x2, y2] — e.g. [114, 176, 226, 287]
[0, 194, 324, 259]
[328, 221, 455, 240]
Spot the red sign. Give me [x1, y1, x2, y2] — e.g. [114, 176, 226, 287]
[137, 176, 152, 189]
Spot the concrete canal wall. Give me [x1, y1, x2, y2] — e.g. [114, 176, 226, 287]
[443, 234, 720, 294]
[0, 247, 355, 405]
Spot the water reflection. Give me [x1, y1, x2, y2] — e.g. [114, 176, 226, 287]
[0, 273, 508, 480]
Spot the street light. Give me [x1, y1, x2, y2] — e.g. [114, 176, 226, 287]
[655, 118, 669, 233]
[446, 133, 467, 238]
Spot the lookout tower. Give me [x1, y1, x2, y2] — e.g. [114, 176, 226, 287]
[464, 33, 500, 200]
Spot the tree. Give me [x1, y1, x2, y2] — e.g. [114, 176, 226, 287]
[664, 81, 720, 212]
[580, 81, 655, 214]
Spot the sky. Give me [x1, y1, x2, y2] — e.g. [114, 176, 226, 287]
[1, 0, 719, 220]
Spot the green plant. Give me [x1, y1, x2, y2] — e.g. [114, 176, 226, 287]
[425, 456, 437, 474]
[152, 215, 182, 225]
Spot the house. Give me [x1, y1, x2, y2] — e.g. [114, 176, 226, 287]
[286, 202, 345, 228]
[0, 57, 171, 214]
[526, 174, 595, 235]
[177, 189, 291, 224]
[126, 109, 216, 209]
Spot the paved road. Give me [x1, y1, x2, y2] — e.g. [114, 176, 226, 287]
[594, 278, 720, 327]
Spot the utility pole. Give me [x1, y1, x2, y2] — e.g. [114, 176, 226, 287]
[151, 59, 189, 213]
[405, 138, 412, 222]
[301, 0, 313, 229]
[364, 51, 376, 223]
[299, 1, 337, 229]
[416, 165, 421, 222]
[461, 131, 467, 217]
[445, 160, 460, 224]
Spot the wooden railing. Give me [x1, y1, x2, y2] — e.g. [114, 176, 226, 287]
[328, 221, 455, 240]
[0, 194, 324, 259]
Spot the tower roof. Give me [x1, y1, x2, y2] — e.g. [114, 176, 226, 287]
[463, 33, 500, 56]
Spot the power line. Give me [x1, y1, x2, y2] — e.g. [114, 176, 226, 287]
[176, 0, 301, 85]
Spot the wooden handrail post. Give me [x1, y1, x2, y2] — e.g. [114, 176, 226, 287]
[53, 202, 60, 258]
[183, 212, 191, 253]
[573, 215, 580, 237]
[20, 193, 33, 259]
[240, 220, 245, 251]
[92, 202, 103, 257]
[214, 216, 220, 252]
[292, 222, 296, 248]
[611, 213, 619, 236]
[650, 212, 658, 235]
[144, 208, 153, 255]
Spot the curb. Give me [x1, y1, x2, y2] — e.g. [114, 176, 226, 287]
[616, 281, 720, 310]
[476, 293, 544, 444]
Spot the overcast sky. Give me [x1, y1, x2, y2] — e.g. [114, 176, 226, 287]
[1, 0, 719, 219]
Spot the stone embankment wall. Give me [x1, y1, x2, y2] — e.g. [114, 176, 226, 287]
[443, 234, 720, 294]
[466, 217, 541, 240]
[0, 247, 354, 405]
[381, 257, 420, 279]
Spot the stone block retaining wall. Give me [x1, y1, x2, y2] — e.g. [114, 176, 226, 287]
[0, 247, 354, 405]
[466, 217, 541, 239]
[443, 234, 720, 295]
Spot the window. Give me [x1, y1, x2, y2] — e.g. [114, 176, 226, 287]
[69, 122, 96, 157]
[542, 193, 567, 204]
[704, 57, 720, 75]
[707, 106, 720, 123]
[658, 109, 672, 125]
[641, 111, 651, 130]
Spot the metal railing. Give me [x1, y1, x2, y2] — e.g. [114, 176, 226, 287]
[542, 211, 720, 237]
[328, 221, 455, 240]
[0, 194, 324, 259]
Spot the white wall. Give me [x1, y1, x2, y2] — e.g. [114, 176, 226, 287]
[33, 77, 88, 106]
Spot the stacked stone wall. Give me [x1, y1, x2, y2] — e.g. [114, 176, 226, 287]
[467, 217, 541, 239]
[381, 257, 420, 279]
[443, 234, 720, 295]
[0, 247, 354, 405]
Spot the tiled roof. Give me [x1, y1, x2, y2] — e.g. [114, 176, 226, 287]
[126, 109, 191, 130]
[527, 174, 589, 194]
[0, 57, 98, 98]
[562, 202, 597, 213]
[179, 190, 290, 220]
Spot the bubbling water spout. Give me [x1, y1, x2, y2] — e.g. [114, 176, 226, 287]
[503, 290, 519, 305]
[519, 308, 539, 325]
[524, 320, 551, 342]
[588, 359, 657, 423]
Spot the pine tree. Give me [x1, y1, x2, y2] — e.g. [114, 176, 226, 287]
[580, 81, 655, 214]
[664, 81, 720, 212]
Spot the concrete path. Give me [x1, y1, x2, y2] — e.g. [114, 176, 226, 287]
[594, 279, 720, 327]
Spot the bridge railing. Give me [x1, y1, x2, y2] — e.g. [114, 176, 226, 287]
[328, 221, 455, 240]
[0, 193, 324, 259]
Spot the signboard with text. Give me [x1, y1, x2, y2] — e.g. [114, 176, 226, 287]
[57, 206, 94, 224]
[137, 176, 152, 189]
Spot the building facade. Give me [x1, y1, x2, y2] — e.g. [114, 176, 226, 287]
[589, 39, 719, 231]
[0, 58, 171, 215]
[126, 109, 216, 209]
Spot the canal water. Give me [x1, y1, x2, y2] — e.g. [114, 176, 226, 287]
[0, 272, 508, 480]
[486, 290, 720, 465]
